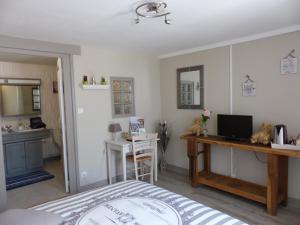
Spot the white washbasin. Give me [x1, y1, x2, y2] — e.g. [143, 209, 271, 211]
[14, 128, 46, 133]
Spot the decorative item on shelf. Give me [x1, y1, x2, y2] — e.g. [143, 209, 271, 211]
[158, 121, 170, 171]
[101, 77, 107, 85]
[90, 76, 97, 85]
[108, 123, 122, 141]
[242, 75, 256, 97]
[201, 109, 211, 137]
[281, 49, 297, 75]
[251, 123, 273, 145]
[82, 75, 89, 85]
[188, 117, 203, 136]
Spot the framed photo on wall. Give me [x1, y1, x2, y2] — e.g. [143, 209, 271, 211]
[281, 50, 298, 75]
[53, 81, 58, 93]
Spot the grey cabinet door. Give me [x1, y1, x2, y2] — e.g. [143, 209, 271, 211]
[25, 140, 43, 170]
[5, 142, 26, 177]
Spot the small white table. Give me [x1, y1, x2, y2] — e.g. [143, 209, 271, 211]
[105, 139, 158, 184]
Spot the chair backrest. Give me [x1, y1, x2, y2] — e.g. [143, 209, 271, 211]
[132, 133, 158, 159]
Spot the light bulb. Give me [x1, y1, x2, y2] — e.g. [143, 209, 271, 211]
[164, 16, 171, 25]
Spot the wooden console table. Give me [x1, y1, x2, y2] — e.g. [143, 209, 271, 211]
[181, 134, 300, 216]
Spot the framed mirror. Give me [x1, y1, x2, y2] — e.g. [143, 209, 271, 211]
[0, 78, 41, 117]
[177, 65, 204, 109]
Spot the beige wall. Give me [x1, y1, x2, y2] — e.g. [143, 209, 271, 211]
[160, 31, 300, 199]
[232, 32, 300, 199]
[0, 62, 60, 131]
[73, 46, 161, 186]
[160, 47, 231, 174]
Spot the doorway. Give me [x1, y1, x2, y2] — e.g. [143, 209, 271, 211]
[0, 48, 76, 208]
[0, 52, 70, 208]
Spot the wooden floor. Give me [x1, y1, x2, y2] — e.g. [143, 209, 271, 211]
[156, 171, 300, 225]
[6, 164, 300, 224]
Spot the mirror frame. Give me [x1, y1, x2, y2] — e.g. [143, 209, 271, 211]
[177, 65, 204, 109]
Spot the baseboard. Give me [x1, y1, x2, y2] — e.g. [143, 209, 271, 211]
[78, 175, 123, 192]
[166, 163, 189, 176]
[78, 180, 107, 192]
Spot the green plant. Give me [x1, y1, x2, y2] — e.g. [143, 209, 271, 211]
[101, 77, 107, 85]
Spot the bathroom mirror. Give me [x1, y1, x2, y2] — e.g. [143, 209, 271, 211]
[177, 65, 204, 109]
[0, 78, 41, 117]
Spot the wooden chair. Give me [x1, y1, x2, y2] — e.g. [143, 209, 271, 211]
[126, 133, 157, 184]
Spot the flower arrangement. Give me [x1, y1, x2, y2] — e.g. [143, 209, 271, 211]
[202, 109, 211, 123]
[201, 109, 211, 137]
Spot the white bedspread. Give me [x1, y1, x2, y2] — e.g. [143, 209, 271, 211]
[33, 180, 247, 225]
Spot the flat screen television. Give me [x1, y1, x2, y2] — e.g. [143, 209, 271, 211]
[217, 114, 253, 141]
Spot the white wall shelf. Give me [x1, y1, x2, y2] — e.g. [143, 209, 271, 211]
[80, 84, 110, 90]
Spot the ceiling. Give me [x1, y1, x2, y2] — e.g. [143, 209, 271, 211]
[0, 52, 57, 65]
[0, 0, 299, 56]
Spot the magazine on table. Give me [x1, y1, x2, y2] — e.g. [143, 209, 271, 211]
[129, 117, 145, 136]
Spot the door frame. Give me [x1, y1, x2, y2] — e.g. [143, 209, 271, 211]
[57, 57, 70, 193]
[0, 36, 81, 211]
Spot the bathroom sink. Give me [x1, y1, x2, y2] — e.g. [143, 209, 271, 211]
[14, 128, 46, 133]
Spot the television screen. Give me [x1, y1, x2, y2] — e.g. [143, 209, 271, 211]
[217, 114, 253, 141]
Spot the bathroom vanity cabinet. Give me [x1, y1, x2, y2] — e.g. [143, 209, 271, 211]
[2, 129, 50, 178]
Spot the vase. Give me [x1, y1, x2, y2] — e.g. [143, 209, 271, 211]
[203, 122, 208, 137]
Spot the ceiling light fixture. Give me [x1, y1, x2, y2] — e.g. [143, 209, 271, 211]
[135, 1, 171, 25]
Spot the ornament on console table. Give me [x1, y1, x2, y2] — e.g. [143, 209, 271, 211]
[251, 123, 273, 145]
[201, 109, 211, 137]
[188, 117, 203, 136]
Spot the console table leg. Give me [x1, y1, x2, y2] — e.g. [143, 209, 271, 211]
[278, 156, 288, 206]
[267, 154, 279, 216]
[203, 143, 211, 174]
[187, 140, 198, 184]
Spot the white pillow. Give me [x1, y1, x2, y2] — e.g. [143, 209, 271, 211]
[0, 209, 64, 225]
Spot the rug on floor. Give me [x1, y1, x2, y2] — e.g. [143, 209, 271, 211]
[6, 171, 55, 190]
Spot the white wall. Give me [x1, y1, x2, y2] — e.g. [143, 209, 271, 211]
[160, 31, 300, 199]
[73, 46, 161, 186]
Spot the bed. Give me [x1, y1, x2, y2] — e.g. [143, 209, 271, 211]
[33, 180, 247, 225]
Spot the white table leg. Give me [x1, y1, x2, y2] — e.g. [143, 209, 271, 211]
[107, 143, 112, 185]
[122, 151, 127, 181]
